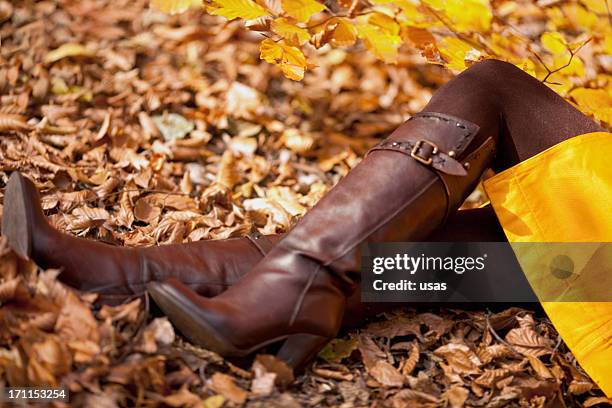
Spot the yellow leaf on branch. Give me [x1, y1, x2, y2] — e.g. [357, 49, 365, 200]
[281, 0, 326, 23]
[541, 32, 568, 55]
[260, 39, 308, 80]
[368, 12, 400, 36]
[150, 0, 202, 14]
[311, 17, 357, 48]
[397, 0, 438, 28]
[403, 26, 443, 64]
[438, 37, 475, 71]
[208, 0, 268, 20]
[271, 18, 311, 45]
[356, 23, 401, 64]
[443, 0, 492, 32]
[329, 18, 358, 47]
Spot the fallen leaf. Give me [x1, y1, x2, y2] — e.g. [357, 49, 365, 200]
[209, 372, 248, 405]
[45, 44, 95, 64]
[153, 113, 195, 141]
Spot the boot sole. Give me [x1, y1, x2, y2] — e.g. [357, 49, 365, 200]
[147, 281, 329, 367]
[147, 281, 263, 356]
[2, 172, 32, 259]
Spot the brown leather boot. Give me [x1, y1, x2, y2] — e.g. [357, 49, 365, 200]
[1, 171, 503, 328]
[147, 111, 497, 364]
[1, 171, 284, 303]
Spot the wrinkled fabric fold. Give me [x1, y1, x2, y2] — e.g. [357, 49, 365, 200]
[484, 131, 612, 397]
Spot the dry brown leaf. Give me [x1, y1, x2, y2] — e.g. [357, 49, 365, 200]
[443, 385, 469, 408]
[584, 396, 612, 407]
[217, 150, 240, 189]
[0, 113, 30, 132]
[134, 198, 162, 223]
[98, 298, 142, 324]
[505, 326, 552, 357]
[569, 379, 594, 395]
[399, 340, 419, 375]
[26, 335, 72, 386]
[474, 368, 510, 388]
[526, 355, 554, 379]
[434, 343, 482, 375]
[54, 291, 100, 343]
[0, 277, 22, 303]
[369, 360, 404, 388]
[162, 385, 202, 407]
[209, 372, 248, 405]
[477, 344, 512, 364]
[282, 128, 314, 154]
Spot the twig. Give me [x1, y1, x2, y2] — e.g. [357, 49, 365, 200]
[421, 3, 497, 56]
[540, 38, 591, 84]
[348, 0, 360, 18]
[485, 310, 522, 356]
[82, 188, 191, 203]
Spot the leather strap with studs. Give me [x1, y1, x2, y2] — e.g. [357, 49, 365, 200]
[367, 112, 480, 177]
[369, 139, 468, 176]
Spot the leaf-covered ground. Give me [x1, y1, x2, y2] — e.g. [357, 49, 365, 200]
[0, 1, 610, 406]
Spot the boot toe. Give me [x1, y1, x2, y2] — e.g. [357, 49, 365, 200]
[147, 279, 246, 356]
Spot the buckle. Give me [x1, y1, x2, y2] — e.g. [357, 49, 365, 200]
[410, 139, 439, 165]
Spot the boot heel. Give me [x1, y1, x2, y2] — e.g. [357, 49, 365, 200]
[2, 172, 33, 259]
[277, 334, 330, 370]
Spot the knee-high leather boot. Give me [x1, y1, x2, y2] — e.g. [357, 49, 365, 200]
[1, 171, 284, 303]
[147, 110, 497, 365]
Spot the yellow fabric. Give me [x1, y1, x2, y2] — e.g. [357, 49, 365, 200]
[484, 131, 612, 397]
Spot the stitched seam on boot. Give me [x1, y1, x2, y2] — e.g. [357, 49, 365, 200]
[289, 265, 321, 327]
[246, 234, 267, 256]
[287, 176, 442, 332]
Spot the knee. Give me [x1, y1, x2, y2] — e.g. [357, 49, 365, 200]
[459, 59, 538, 92]
[463, 59, 527, 81]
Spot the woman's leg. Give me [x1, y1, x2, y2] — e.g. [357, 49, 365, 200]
[1, 172, 501, 307]
[146, 59, 604, 366]
[424, 59, 603, 169]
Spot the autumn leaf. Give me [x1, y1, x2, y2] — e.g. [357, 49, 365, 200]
[45, 44, 95, 64]
[209, 373, 248, 405]
[328, 17, 358, 47]
[318, 337, 358, 363]
[271, 18, 310, 45]
[259, 38, 308, 80]
[208, 0, 268, 20]
[356, 23, 401, 64]
[527, 355, 554, 379]
[505, 325, 552, 358]
[442, 0, 492, 33]
[434, 343, 482, 375]
[150, 0, 202, 14]
[570, 88, 612, 124]
[541, 31, 568, 55]
[438, 37, 476, 70]
[281, 0, 326, 23]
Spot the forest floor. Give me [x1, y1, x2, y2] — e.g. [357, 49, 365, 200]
[0, 1, 610, 406]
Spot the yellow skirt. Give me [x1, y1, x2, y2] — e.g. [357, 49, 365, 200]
[484, 131, 612, 396]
